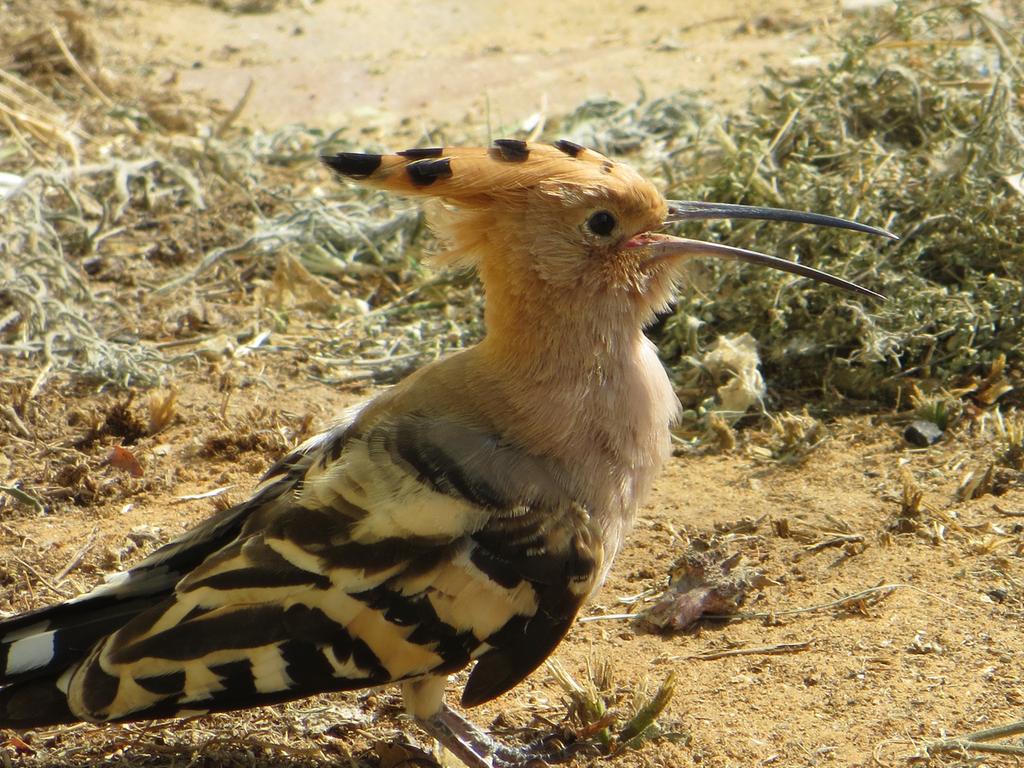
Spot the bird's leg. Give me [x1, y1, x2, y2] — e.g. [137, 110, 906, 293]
[417, 705, 503, 768]
[418, 704, 594, 768]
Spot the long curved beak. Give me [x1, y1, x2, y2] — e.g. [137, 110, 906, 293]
[659, 200, 897, 300]
[666, 200, 898, 240]
[644, 235, 885, 300]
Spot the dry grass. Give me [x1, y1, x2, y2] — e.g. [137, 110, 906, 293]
[559, 2, 1024, 408]
[3, 2, 1022, 415]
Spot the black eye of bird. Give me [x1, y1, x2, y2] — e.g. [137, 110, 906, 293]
[586, 210, 617, 237]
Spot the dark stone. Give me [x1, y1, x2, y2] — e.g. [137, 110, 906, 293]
[904, 420, 943, 447]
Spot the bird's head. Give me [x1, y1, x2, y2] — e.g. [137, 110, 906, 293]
[322, 140, 894, 329]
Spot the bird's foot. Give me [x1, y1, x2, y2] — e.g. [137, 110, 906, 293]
[418, 704, 597, 768]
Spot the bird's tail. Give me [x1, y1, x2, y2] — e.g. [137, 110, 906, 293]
[0, 426, 327, 728]
[0, 496, 269, 728]
[0, 595, 159, 726]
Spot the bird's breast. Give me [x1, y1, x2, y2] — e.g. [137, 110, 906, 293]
[497, 334, 678, 584]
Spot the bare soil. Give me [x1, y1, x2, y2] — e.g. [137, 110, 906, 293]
[3, 2, 1024, 767]
[103, 0, 843, 130]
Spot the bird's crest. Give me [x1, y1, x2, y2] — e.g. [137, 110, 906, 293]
[322, 139, 893, 294]
[322, 139, 632, 205]
[322, 140, 663, 268]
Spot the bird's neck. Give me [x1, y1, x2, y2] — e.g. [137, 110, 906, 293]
[473, 279, 679, 517]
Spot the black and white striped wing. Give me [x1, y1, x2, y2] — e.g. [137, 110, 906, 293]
[58, 412, 600, 722]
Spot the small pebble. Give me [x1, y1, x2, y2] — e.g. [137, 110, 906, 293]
[904, 420, 943, 447]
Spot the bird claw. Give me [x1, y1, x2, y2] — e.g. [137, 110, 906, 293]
[418, 705, 597, 768]
[501, 737, 599, 767]
[482, 734, 595, 767]
[470, 739, 596, 768]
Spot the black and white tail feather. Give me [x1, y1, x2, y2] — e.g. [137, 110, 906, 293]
[0, 432, 322, 726]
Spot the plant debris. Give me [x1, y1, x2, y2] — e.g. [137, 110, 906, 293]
[639, 543, 772, 631]
[3, 2, 1022, 413]
[560, 4, 1024, 405]
[546, 658, 679, 757]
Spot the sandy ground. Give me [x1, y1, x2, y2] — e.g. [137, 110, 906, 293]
[3, 1, 1024, 767]
[106, 0, 848, 131]
[4, 365, 1023, 768]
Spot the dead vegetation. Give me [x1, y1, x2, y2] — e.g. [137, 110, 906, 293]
[3, 2, 1022, 407]
[602, 3, 1024, 407]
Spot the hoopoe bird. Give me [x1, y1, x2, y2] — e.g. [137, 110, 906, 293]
[0, 140, 893, 767]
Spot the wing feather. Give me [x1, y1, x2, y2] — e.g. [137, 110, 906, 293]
[54, 407, 599, 722]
